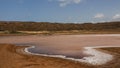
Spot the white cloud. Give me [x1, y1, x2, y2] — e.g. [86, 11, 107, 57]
[50, 0, 82, 7]
[94, 13, 105, 19]
[113, 14, 120, 19]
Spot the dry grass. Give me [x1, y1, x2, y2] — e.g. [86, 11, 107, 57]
[0, 44, 120, 68]
[1, 30, 120, 36]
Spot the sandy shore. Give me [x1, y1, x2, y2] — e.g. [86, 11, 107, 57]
[0, 44, 120, 68]
[0, 34, 120, 59]
[0, 44, 95, 68]
[24, 46, 113, 65]
[0, 34, 120, 68]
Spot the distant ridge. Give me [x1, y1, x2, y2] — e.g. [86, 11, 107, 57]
[0, 21, 120, 31]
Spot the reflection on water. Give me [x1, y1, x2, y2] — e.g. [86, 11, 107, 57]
[0, 35, 120, 59]
[28, 46, 89, 59]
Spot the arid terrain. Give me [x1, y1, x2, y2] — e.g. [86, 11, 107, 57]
[0, 44, 120, 68]
[0, 44, 95, 68]
[0, 34, 120, 68]
[0, 0, 120, 67]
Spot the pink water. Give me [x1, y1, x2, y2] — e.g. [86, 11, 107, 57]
[0, 34, 120, 59]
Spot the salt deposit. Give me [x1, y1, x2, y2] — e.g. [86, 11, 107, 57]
[81, 47, 113, 65]
[24, 46, 113, 65]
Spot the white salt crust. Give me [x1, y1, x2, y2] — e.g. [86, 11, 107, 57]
[24, 46, 115, 65]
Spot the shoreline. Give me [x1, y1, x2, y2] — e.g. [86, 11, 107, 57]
[1, 44, 95, 68]
[24, 45, 115, 65]
[0, 33, 120, 37]
[0, 44, 120, 68]
[0, 34, 120, 67]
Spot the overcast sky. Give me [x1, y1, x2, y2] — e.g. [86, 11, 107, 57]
[0, 0, 120, 23]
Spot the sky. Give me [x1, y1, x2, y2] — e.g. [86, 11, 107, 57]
[0, 0, 120, 23]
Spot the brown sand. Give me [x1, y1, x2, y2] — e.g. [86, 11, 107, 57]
[0, 44, 120, 68]
[0, 34, 120, 59]
[0, 44, 95, 68]
[0, 34, 120, 68]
